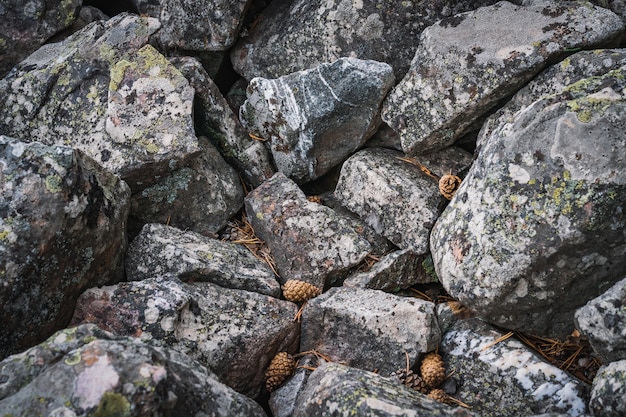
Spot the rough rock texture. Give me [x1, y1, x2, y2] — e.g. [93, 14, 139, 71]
[300, 287, 440, 377]
[240, 57, 394, 183]
[245, 173, 371, 289]
[575, 277, 626, 363]
[589, 359, 626, 417]
[70, 277, 299, 398]
[0, 0, 80, 78]
[430, 49, 626, 337]
[382, 1, 625, 155]
[126, 223, 280, 297]
[269, 355, 316, 417]
[0, 136, 130, 360]
[129, 136, 244, 237]
[441, 319, 590, 417]
[0, 324, 266, 416]
[292, 362, 478, 417]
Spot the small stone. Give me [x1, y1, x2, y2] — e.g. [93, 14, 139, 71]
[421, 352, 446, 388]
[282, 280, 322, 303]
[266, 352, 297, 392]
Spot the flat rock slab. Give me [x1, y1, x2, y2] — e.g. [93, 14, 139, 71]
[382, 0, 624, 154]
[71, 277, 299, 398]
[240, 57, 394, 183]
[589, 359, 626, 417]
[126, 223, 280, 297]
[300, 287, 440, 376]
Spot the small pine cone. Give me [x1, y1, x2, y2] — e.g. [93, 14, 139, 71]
[420, 352, 446, 388]
[439, 173, 462, 200]
[265, 352, 296, 392]
[428, 388, 450, 404]
[282, 279, 321, 302]
[391, 369, 429, 394]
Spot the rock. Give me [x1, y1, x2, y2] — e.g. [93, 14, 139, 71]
[441, 318, 590, 417]
[589, 359, 626, 417]
[0, 0, 80, 78]
[300, 287, 440, 377]
[0, 136, 130, 360]
[70, 277, 299, 398]
[239, 57, 394, 183]
[128, 136, 244, 237]
[575, 277, 626, 363]
[126, 223, 281, 297]
[292, 362, 478, 417]
[0, 324, 267, 416]
[382, 1, 625, 155]
[269, 354, 316, 417]
[430, 50, 626, 337]
[245, 172, 371, 289]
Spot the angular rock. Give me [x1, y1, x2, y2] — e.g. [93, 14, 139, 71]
[126, 223, 280, 297]
[382, 1, 624, 155]
[129, 136, 244, 237]
[245, 173, 371, 289]
[292, 362, 478, 417]
[71, 277, 298, 398]
[0, 136, 130, 359]
[269, 354, 316, 417]
[589, 359, 626, 417]
[0, 324, 266, 416]
[441, 319, 590, 417]
[240, 57, 395, 183]
[300, 287, 440, 376]
[575, 277, 626, 363]
[430, 54, 626, 336]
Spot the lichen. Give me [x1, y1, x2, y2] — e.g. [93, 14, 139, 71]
[45, 174, 63, 193]
[91, 392, 131, 417]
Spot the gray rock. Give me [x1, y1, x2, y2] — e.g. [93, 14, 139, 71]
[126, 223, 281, 297]
[240, 57, 395, 183]
[245, 172, 371, 289]
[269, 354, 317, 417]
[0, 136, 130, 360]
[575, 277, 626, 363]
[589, 359, 626, 417]
[300, 287, 440, 377]
[0, 324, 266, 416]
[382, 1, 624, 155]
[430, 52, 626, 337]
[292, 362, 478, 417]
[441, 319, 590, 417]
[129, 136, 244, 237]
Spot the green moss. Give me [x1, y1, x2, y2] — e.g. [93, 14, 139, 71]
[421, 254, 438, 282]
[92, 392, 131, 417]
[45, 174, 63, 193]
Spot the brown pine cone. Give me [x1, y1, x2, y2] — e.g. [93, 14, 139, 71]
[265, 352, 296, 392]
[420, 352, 446, 388]
[428, 388, 451, 404]
[390, 369, 429, 394]
[439, 173, 462, 200]
[282, 279, 321, 302]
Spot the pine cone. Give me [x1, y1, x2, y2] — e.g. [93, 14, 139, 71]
[282, 280, 321, 302]
[420, 352, 446, 388]
[265, 352, 296, 392]
[439, 173, 462, 200]
[428, 388, 451, 404]
[391, 369, 429, 394]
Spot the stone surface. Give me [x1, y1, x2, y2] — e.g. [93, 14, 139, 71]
[71, 277, 299, 398]
[126, 223, 280, 297]
[589, 359, 626, 417]
[441, 318, 590, 417]
[0, 324, 267, 416]
[382, 1, 625, 155]
[269, 354, 316, 417]
[575, 277, 626, 363]
[245, 172, 371, 289]
[239, 57, 394, 183]
[300, 287, 440, 377]
[0, 136, 130, 360]
[430, 51, 626, 337]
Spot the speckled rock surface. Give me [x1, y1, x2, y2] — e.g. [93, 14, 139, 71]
[240, 57, 394, 183]
[0, 324, 267, 416]
[441, 319, 590, 417]
[269, 355, 316, 417]
[0, 136, 130, 360]
[382, 0, 625, 155]
[245, 172, 371, 289]
[575, 277, 626, 363]
[70, 277, 299, 398]
[126, 223, 280, 297]
[300, 287, 440, 377]
[292, 362, 478, 417]
[589, 359, 626, 417]
[430, 53, 626, 337]
[128, 136, 244, 237]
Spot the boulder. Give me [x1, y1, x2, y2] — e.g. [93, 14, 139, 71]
[239, 57, 394, 183]
[589, 359, 626, 417]
[269, 354, 317, 417]
[0, 136, 130, 359]
[382, 1, 624, 155]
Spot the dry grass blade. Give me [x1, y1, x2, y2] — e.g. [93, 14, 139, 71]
[396, 156, 439, 180]
[356, 253, 383, 273]
[410, 288, 434, 303]
[480, 331, 514, 352]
